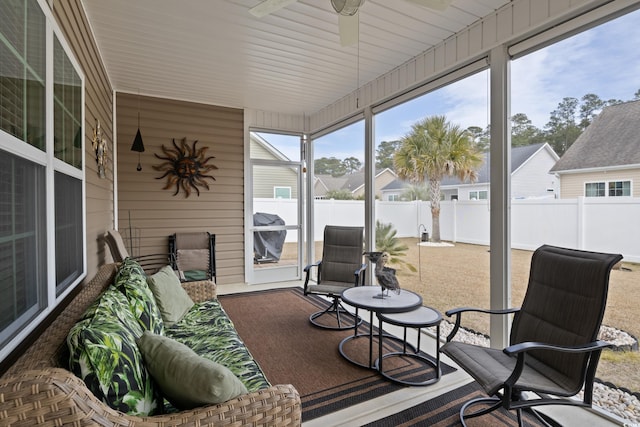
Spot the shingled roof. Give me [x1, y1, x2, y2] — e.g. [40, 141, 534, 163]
[380, 143, 556, 191]
[441, 143, 552, 186]
[315, 169, 394, 194]
[550, 99, 640, 173]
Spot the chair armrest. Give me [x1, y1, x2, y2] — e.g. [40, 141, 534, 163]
[303, 261, 322, 294]
[500, 340, 612, 392]
[445, 307, 519, 317]
[354, 263, 367, 286]
[0, 368, 302, 427]
[504, 339, 612, 356]
[444, 307, 520, 342]
[303, 260, 321, 273]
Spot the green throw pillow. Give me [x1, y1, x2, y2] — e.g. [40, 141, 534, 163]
[137, 331, 248, 409]
[67, 287, 161, 416]
[146, 265, 194, 326]
[114, 257, 164, 335]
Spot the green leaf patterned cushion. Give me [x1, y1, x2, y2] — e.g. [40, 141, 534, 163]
[67, 286, 162, 416]
[146, 265, 194, 326]
[114, 257, 164, 335]
[137, 331, 248, 409]
[165, 299, 271, 392]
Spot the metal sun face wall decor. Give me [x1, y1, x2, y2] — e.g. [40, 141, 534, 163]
[153, 137, 218, 197]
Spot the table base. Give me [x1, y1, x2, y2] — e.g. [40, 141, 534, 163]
[375, 352, 441, 386]
[339, 333, 416, 369]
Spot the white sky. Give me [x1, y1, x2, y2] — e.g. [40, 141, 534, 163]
[261, 8, 640, 162]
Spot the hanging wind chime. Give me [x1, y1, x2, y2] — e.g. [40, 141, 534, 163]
[130, 95, 145, 171]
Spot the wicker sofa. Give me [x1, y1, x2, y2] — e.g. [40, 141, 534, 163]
[0, 262, 301, 426]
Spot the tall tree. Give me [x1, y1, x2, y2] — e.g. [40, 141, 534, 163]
[314, 157, 346, 177]
[376, 140, 401, 170]
[579, 93, 605, 129]
[342, 156, 362, 174]
[466, 126, 490, 151]
[394, 115, 482, 242]
[544, 97, 581, 155]
[511, 113, 544, 147]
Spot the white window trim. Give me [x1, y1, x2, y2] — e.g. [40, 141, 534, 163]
[0, 0, 86, 362]
[584, 180, 632, 198]
[274, 186, 292, 199]
[469, 190, 488, 200]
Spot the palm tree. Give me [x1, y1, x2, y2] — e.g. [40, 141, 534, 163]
[375, 221, 416, 272]
[394, 115, 482, 242]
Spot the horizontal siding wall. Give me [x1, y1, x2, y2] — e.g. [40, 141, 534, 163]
[116, 93, 244, 284]
[310, 0, 612, 131]
[559, 169, 640, 198]
[54, 0, 114, 280]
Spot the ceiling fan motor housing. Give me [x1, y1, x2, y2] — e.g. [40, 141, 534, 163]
[331, 0, 365, 16]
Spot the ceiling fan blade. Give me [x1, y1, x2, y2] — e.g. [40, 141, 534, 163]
[339, 13, 359, 47]
[405, 0, 452, 11]
[249, 0, 298, 18]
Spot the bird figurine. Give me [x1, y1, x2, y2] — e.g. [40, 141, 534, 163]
[364, 251, 401, 298]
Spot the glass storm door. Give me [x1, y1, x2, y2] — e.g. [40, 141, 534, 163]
[248, 131, 303, 284]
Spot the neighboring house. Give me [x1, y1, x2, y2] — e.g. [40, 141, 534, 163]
[379, 179, 408, 201]
[550, 100, 640, 199]
[251, 133, 298, 199]
[380, 143, 559, 201]
[314, 168, 397, 199]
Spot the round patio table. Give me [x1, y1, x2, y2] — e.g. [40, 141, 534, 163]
[340, 286, 422, 370]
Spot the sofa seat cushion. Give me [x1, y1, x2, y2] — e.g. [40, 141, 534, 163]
[114, 258, 164, 335]
[165, 299, 271, 393]
[67, 286, 161, 416]
[137, 331, 248, 409]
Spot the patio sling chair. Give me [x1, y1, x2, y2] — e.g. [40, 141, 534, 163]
[169, 232, 216, 283]
[441, 244, 623, 427]
[303, 225, 366, 330]
[105, 229, 174, 274]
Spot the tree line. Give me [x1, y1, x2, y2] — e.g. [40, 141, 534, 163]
[314, 90, 640, 177]
[467, 90, 640, 156]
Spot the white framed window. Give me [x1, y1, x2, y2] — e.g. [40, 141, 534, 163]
[274, 186, 291, 199]
[585, 181, 630, 197]
[469, 190, 488, 200]
[585, 182, 605, 197]
[608, 180, 631, 197]
[387, 194, 399, 201]
[0, 0, 85, 350]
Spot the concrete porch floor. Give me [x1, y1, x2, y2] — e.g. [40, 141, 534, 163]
[217, 281, 624, 427]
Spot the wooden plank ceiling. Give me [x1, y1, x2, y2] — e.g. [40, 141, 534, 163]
[81, 0, 510, 116]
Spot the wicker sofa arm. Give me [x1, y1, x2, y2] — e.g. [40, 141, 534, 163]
[181, 279, 217, 302]
[0, 368, 301, 427]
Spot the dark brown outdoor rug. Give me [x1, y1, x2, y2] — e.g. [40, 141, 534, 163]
[362, 381, 559, 427]
[218, 287, 456, 422]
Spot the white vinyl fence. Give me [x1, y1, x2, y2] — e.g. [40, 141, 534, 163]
[254, 197, 640, 263]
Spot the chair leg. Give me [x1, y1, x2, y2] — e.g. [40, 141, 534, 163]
[459, 396, 503, 427]
[460, 395, 558, 427]
[309, 297, 362, 330]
